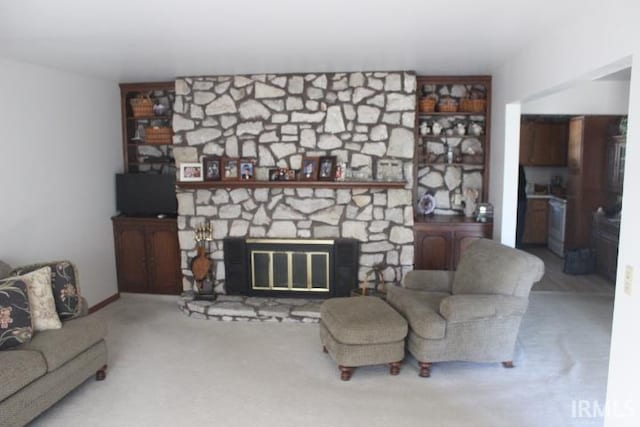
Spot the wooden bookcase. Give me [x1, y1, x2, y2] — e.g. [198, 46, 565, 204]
[119, 82, 176, 174]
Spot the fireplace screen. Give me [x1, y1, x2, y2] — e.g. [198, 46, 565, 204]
[249, 239, 331, 293]
[251, 250, 329, 292]
[224, 238, 358, 298]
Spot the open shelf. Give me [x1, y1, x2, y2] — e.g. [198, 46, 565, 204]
[127, 115, 171, 121]
[419, 163, 485, 168]
[176, 180, 408, 189]
[418, 112, 486, 117]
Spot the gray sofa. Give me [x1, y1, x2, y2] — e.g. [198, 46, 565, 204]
[0, 261, 108, 427]
[387, 239, 544, 377]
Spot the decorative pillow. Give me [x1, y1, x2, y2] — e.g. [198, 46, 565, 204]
[11, 261, 81, 320]
[0, 277, 33, 350]
[18, 267, 61, 331]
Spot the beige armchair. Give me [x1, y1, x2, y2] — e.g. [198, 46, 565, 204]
[387, 238, 544, 377]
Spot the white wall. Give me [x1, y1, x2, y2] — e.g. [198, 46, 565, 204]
[522, 80, 630, 115]
[0, 58, 121, 306]
[490, 3, 640, 425]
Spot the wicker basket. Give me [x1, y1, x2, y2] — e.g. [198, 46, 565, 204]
[419, 97, 437, 113]
[437, 97, 458, 113]
[130, 95, 154, 117]
[145, 126, 173, 144]
[460, 98, 486, 113]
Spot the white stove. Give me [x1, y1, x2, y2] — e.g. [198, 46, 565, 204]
[547, 197, 567, 257]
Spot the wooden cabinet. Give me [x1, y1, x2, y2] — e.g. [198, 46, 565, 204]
[112, 216, 182, 294]
[414, 216, 493, 270]
[520, 118, 568, 166]
[592, 212, 620, 282]
[522, 198, 549, 244]
[565, 116, 620, 250]
[119, 82, 176, 174]
[607, 135, 626, 194]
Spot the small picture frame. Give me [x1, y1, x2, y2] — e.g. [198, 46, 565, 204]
[318, 156, 337, 181]
[222, 158, 239, 181]
[269, 169, 280, 181]
[179, 162, 203, 182]
[374, 158, 404, 181]
[203, 157, 221, 181]
[239, 158, 256, 181]
[300, 157, 319, 181]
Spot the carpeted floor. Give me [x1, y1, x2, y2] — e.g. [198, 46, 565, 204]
[29, 290, 613, 427]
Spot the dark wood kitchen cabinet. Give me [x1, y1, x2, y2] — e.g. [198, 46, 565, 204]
[112, 216, 182, 294]
[565, 116, 620, 250]
[607, 135, 626, 194]
[414, 216, 493, 270]
[522, 198, 549, 245]
[520, 117, 568, 166]
[592, 212, 620, 282]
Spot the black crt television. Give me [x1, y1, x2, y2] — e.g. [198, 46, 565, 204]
[116, 173, 177, 216]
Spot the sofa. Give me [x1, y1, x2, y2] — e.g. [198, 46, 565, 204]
[0, 260, 108, 427]
[387, 238, 544, 376]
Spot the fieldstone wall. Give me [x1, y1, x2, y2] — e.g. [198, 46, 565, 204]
[172, 71, 416, 293]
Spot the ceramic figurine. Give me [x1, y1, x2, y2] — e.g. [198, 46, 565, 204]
[420, 122, 430, 136]
[432, 122, 443, 136]
[455, 123, 466, 136]
[470, 122, 483, 136]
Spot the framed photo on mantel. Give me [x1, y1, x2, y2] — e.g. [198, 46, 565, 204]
[203, 156, 221, 181]
[318, 156, 337, 181]
[300, 156, 319, 181]
[222, 158, 239, 181]
[179, 162, 203, 182]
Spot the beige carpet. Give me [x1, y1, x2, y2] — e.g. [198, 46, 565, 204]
[29, 291, 612, 427]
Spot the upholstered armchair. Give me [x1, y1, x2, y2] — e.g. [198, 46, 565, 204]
[387, 238, 544, 377]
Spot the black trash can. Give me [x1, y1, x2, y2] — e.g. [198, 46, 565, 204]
[563, 248, 595, 275]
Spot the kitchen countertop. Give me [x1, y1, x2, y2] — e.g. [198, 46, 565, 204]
[527, 194, 567, 202]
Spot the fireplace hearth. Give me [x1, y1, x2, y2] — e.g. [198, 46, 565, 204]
[224, 238, 359, 298]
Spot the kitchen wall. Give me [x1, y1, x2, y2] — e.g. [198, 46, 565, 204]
[523, 166, 568, 193]
[0, 57, 121, 306]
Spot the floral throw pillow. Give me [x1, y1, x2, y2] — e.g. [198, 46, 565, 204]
[11, 261, 81, 320]
[18, 267, 61, 331]
[0, 277, 33, 350]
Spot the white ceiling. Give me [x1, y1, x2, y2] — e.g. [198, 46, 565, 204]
[0, 0, 598, 82]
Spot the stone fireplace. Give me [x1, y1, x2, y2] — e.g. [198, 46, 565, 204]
[172, 71, 416, 294]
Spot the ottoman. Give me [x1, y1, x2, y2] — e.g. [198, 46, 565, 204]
[320, 296, 408, 381]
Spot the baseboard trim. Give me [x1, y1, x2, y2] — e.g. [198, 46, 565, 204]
[89, 293, 120, 313]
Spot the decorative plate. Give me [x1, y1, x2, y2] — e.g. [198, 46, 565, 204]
[418, 193, 436, 215]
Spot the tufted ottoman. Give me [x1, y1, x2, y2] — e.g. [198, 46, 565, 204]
[319, 296, 408, 381]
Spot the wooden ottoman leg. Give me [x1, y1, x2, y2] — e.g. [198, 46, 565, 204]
[418, 362, 432, 378]
[96, 364, 108, 381]
[323, 346, 328, 353]
[339, 365, 354, 381]
[389, 361, 402, 376]
[502, 360, 515, 368]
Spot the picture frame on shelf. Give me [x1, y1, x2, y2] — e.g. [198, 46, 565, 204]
[203, 157, 221, 181]
[318, 156, 336, 181]
[239, 158, 256, 181]
[222, 158, 239, 181]
[179, 162, 204, 182]
[300, 157, 319, 181]
[374, 158, 404, 181]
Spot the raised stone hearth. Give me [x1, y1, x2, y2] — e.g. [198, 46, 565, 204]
[179, 293, 321, 323]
